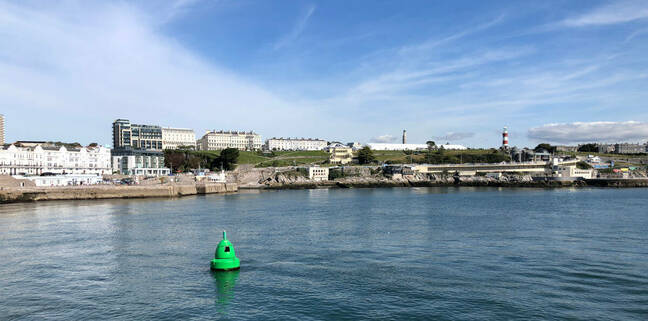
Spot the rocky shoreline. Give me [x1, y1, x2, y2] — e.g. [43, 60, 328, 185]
[241, 169, 648, 189]
[3, 169, 647, 204]
[253, 178, 586, 190]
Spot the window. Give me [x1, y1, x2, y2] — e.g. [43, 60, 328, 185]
[224, 246, 230, 252]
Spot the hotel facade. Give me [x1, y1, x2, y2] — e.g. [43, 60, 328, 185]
[264, 138, 327, 151]
[197, 130, 262, 151]
[0, 144, 111, 176]
[162, 127, 196, 150]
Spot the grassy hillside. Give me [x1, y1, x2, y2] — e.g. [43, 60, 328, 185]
[168, 148, 513, 171]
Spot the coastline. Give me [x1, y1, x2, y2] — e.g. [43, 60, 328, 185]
[3, 175, 648, 204]
[244, 176, 648, 190]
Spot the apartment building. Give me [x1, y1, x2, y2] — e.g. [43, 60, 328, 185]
[197, 130, 262, 151]
[0, 144, 111, 175]
[112, 119, 163, 151]
[265, 138, 327, 151]
[162, 127, 196, 150]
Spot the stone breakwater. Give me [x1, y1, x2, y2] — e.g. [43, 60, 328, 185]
[0, 183, 237, 203]
[238, 168, 648, 189]
[260, 175, 575, 189]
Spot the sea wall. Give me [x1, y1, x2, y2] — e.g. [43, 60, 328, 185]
[584, 179, 648, 187]
[0, 183, 237, 203]
[248, 170, 648, 189]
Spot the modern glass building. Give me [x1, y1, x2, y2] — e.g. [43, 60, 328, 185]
[111, 119, 169, 176]
[112, 119, 162, 150]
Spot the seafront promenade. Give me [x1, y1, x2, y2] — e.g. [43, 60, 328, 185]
[0, 182, 237, 203]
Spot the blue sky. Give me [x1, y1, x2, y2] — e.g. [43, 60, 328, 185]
[2, 0, 648, 147]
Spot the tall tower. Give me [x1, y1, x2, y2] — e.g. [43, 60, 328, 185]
[502, 126, 509, 148]
[0, 114, 4, 145]
[402, 130, 407, 144]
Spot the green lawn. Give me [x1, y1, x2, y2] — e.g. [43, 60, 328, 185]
[276, 150, 329, 157]
[255, 157, 328, 168]
[238, 151, 271, 164]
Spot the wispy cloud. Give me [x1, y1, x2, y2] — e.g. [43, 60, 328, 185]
[163, 0, 204, 22]
[350, 46, 535, 96]
[273, 4, 316, 50]
[528, 121, 648, 143]
[398, 14, 506, 56]
[625, 27, 648, 42]
[562, 0, 648, 27]
[0, 1, 316, 144]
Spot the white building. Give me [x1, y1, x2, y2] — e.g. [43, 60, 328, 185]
[0, 144, 111, 176]
[17, 174, 104, 187]
[162, 127, 196, 150]
[346, 142, 363, 151]
[265, 138, 327, 151]
[308, 166, 329, 181]
[208, 170, 227, 183]
[366, 143, 427, 151]
[197, 130, 262, 151]
[586, 155, 602, 163]
[366, 143, 467, 151]
[437, 144, 468, 150]
[329, 146, 353, 164]
[111, 154, 170, 176]
[553, 165, 593, 179]
[324, 142, 347, 152]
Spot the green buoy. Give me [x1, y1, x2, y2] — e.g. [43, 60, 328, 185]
[210, 231, 240, 271]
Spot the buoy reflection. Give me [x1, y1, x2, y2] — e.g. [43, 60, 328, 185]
[212, 269, 240, 309]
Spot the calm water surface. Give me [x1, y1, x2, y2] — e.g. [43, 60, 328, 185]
[1, 187, 647, 320]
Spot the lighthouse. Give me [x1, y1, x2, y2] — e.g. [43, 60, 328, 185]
[502, 127, 509, 149]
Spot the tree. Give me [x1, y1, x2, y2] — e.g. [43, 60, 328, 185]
[165, 151, 186, 172]
[88, 142, 98, 147]
[219, 148, 240, 170]
[534, 143, 555, 153]
[578, 143, 598, 152]
[357, 146, 375, 164]
[187, 155, 202, 169]
[426, 140, 436, 151]
[576, 161, 593, 170]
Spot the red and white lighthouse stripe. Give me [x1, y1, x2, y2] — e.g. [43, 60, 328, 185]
[502, 127, 509, 147]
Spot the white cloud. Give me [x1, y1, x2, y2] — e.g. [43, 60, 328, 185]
[370, 135, 397, 143]
[0, 1, 318, 144]
[273, 4, 316, 50]
[563, 0, 648, 27]
[528, 121, 648, 143]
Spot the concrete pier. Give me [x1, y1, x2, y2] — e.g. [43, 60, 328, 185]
[0, 183, 237, 203]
